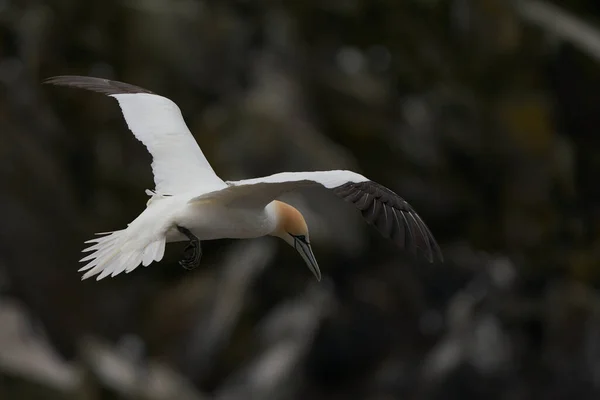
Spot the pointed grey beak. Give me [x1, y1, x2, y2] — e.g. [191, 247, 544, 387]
[295, 239, 321, 281]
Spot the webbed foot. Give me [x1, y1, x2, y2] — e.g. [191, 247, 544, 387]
[177, 226, 202, 270]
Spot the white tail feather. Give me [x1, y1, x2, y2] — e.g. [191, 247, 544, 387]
[79, 229, 166, 281]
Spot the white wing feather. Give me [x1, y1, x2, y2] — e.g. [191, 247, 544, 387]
[111, 93, 226, 195]
[45, 75, 225, 195]
[189, 170, 368, 207]
[228, 170, 368, 188]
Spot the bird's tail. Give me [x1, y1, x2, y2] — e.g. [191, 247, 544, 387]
[78, 228, 166, 281]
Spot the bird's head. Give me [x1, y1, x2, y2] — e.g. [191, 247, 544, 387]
[271, 201, 320, 281]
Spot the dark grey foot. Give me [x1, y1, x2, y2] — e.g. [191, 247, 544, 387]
[177, 226, 202, 270]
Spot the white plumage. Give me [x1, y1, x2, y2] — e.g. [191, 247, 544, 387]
[111, 93, 226, 195]
[45, 75, 442, 281]
[191, 170, 369, 207]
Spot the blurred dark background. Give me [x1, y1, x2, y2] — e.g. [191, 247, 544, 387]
[1, 0, 600, 399]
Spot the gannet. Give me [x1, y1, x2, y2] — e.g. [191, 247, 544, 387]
[45, 75, 442, 282]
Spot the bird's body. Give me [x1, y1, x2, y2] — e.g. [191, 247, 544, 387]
[45, 75, 443, 281]
[172, 197, 279, 241]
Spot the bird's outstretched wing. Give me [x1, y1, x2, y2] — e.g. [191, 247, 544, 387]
[45, 75, 226, 195]
[190, 170, 443, 262]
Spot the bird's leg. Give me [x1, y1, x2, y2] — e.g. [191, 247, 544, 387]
[176, 226, 202, 270]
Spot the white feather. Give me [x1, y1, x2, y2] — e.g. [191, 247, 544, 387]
[228, 170, 368, 188]
[78, 198, 175, 280]
[188, 170, 369, 207]
[141, 242, 157, 267]
[110, 93, 227, 195]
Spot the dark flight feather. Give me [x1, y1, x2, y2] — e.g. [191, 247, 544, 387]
[44, 75, 155, 96]
[332, 180, 443, 262]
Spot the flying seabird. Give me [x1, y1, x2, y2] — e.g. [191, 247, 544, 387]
[45, 75, 443, 281]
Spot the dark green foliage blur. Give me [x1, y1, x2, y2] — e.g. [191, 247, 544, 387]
[2, 0, 600, 399]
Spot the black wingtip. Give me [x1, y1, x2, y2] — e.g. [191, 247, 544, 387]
[43, 75, 155, 96]
[425, 243, 444, 263]
[409, 210, 444, 263]
[332, 180, 444, 263]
